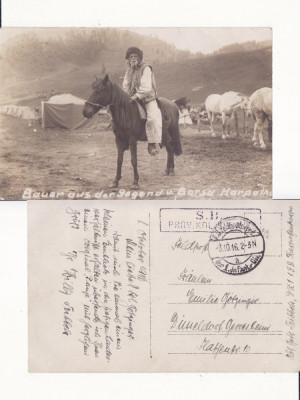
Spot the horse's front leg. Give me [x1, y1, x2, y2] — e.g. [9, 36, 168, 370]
[109, 137, 125, 188]
[221, 112, 227, 140]
[129, 137, 139, 190]
[226, 114, 231, 138]
[233, 109, 239, 137]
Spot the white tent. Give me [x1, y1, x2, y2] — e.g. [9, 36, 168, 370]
[41, 93, 95, 129]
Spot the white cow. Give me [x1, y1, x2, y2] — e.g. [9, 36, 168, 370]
[250, 87, 272, 150]
[205, 91, 251, 139]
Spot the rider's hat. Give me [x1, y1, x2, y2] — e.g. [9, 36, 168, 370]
[125, 47, 143, 60]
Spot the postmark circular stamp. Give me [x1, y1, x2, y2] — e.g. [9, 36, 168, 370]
[208, 216, 265, 275]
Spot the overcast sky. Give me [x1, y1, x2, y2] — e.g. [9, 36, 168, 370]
[0, 27, 272, 54]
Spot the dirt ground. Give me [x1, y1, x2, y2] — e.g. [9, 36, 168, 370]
[0, 113, 272, 200]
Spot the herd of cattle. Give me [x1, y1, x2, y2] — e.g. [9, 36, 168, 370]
[177, 87, 272, 150]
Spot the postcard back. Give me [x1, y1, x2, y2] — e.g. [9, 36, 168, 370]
[28, 200, 300, 372]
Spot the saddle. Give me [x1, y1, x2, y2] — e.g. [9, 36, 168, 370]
[135, 100, 147, 120]
[135, 98, 167, 122]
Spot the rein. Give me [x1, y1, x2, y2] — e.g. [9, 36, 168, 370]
[85, 82, 136, 128]
[85, 100, 116, 108]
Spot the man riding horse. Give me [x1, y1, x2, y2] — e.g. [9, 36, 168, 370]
[123, 46, 162, 156]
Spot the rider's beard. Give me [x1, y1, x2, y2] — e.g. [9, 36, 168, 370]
[129, 59, 139, 69]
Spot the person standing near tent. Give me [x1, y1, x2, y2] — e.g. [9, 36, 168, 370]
[123, 46, 162, 156]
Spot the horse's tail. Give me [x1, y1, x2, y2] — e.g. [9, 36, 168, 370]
[158, 98, 183, 155]
[171, 122, 183, 156]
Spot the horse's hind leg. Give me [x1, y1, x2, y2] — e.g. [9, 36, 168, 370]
[252, 121, 260, 147]
[258, 125, 267, 149]
[208, 111, 216, 137]
[109, 138, 126, 188]
[226, 114, 232, 138]
[267, 118, 272, 142]
[253, 115, 266, 150]
[164, 142, 175, 176]
[252, 115, 258, 146]
[129, 138, 139, 190]
[221, 112, 227, 140]
[197, 114, 201, 132]
[162, 124, 175, 176]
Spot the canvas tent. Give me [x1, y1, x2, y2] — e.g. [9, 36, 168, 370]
[41, 94, 95, 129]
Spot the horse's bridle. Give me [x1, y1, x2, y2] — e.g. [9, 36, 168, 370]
[85, 82, 116, 108]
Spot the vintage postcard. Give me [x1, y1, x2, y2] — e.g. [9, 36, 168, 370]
[28, 200, 299, 372]
[0, 27, 272, 200]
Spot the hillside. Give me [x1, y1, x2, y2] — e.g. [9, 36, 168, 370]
[155, 47, 272, 102]
[212, 40, 272, 55]
[0, 28, 271, 107]
[0, 28, 195, 85]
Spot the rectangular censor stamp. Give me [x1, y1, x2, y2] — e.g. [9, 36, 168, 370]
[160, 207, 262, 232]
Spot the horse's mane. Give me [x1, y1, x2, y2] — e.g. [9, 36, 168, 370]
[111, 83, 139, 128]
[174, 96, 186, 104]
[174, 97, 188, 107]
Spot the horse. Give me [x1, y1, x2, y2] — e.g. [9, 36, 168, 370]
[82, 74, 182, 189]
[174, 96, 190, 111]
[189, 103, 207, 131]
[249, 87, 272, 150]
[205, 91, 252, 139]
[174, 97, 192, 129]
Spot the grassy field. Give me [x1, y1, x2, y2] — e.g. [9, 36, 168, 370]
[0, 112, 272, 201]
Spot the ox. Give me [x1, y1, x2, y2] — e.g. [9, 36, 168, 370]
[250, 87, 272, 150]
[205, 91, 252, 139]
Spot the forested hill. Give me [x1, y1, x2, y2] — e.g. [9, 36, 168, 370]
[0, 28, 271, 106]
[0, 28, 198, 83]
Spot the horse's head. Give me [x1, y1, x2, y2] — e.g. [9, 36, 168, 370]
[82, 74, 113, 119]
[174, 96, 191, 111]
[241, 97, 252, 118]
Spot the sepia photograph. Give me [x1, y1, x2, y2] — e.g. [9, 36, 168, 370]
[0, 27, 272, 200]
